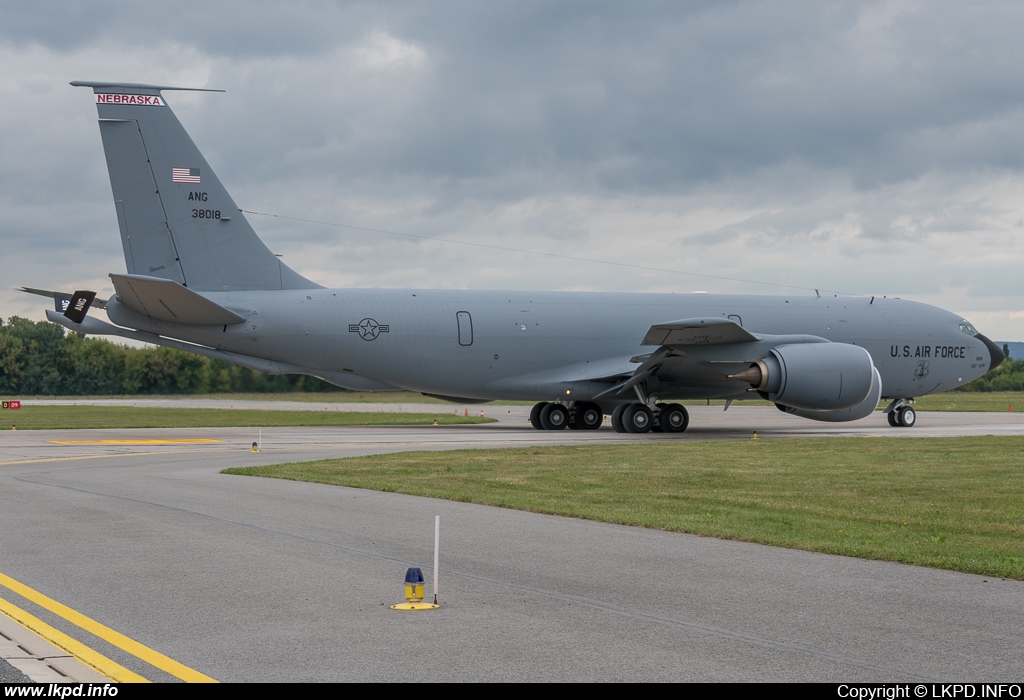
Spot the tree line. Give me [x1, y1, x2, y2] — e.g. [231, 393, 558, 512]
[960, 344, 1024, 392]
[0, 316, 342, 395]
[1, 315, 1021, 396]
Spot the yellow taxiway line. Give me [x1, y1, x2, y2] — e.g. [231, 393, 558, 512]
[0, 449, 225, 467]
[0, 594, 148, 683]
[48, 439, 225, 445]
[0, 571, 216, 683]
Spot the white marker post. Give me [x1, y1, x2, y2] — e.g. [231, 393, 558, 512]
[433, 515, 440, 605]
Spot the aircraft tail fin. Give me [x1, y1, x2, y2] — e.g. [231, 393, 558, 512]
[72, 81, 319, 292]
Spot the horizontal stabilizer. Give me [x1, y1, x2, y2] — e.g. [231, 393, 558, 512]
[109, 273, 245, 325]
[19, 286, 107, 310]
[642, 317, 759, 346]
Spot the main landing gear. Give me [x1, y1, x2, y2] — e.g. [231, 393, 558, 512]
[611, 403, 689, 434]
[529, 401, 603, 431]
[885, 399, 917, 428]
[529, 402, 689, 434]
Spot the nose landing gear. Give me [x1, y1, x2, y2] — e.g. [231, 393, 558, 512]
[885, 399, 917, 428]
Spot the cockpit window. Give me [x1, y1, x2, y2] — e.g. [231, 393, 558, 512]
[959, 321, 978, 336]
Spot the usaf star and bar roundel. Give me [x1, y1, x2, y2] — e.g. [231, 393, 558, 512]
[349, 318, 389, 341]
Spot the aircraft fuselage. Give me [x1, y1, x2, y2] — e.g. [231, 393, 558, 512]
[106, 288, 991, 403]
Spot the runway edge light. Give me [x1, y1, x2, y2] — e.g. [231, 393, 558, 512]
[390, 516, 441, 611]
[391, 568, 437, 611]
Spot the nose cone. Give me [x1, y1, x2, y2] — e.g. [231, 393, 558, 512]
[976, 334, 1005, 372]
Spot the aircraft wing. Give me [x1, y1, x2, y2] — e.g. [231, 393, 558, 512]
[22, 277, 245, 326]
[594, 318, 835, 399]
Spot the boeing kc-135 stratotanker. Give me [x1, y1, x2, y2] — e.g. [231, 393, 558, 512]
[25, 81, 1005, 432]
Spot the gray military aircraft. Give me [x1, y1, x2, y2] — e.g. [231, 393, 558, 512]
[27, 81, 1005, 433]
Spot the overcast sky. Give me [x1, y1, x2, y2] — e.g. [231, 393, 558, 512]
[3, 1, 1024, 340]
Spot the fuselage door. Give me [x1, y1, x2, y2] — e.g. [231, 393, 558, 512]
[457, 311, 473, 346]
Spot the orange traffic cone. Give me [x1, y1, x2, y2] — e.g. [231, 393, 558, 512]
[464, 408, 469, 417]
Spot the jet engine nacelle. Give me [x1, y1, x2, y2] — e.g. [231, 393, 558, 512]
[776, 367, 882, 422]
[732, 342, 876, 411]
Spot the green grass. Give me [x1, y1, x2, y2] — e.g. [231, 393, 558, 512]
[226, 436, 1024, 579]
[913, 391, 1022, 412]
[1, 406, 494, 430]
[13, 391, 452, 403]
[14, 391, 540, 406]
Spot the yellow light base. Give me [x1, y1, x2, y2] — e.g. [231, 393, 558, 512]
[390, 602, 439, 611]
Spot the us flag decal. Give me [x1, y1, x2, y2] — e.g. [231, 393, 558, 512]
[172, 167, 201, 183]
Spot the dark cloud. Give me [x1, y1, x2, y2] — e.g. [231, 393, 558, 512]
[2, 1, 1024, 337]
[40, 1, 1013, 195]
[0, 0, 367, 57]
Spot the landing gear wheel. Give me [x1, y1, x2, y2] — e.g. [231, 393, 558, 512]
[897, 406, 916, 428]
[623, 404, 653, 433]
[887, 410, 900, 428]
[530, 402, 548, 430]
[611, 404, 628, 433]
[574, 402, 603, 430]
[661, 403, 689, 433]
[540, 403, 569, 430]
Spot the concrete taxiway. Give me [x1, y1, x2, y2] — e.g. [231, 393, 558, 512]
[1, 405, 1022, 682]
